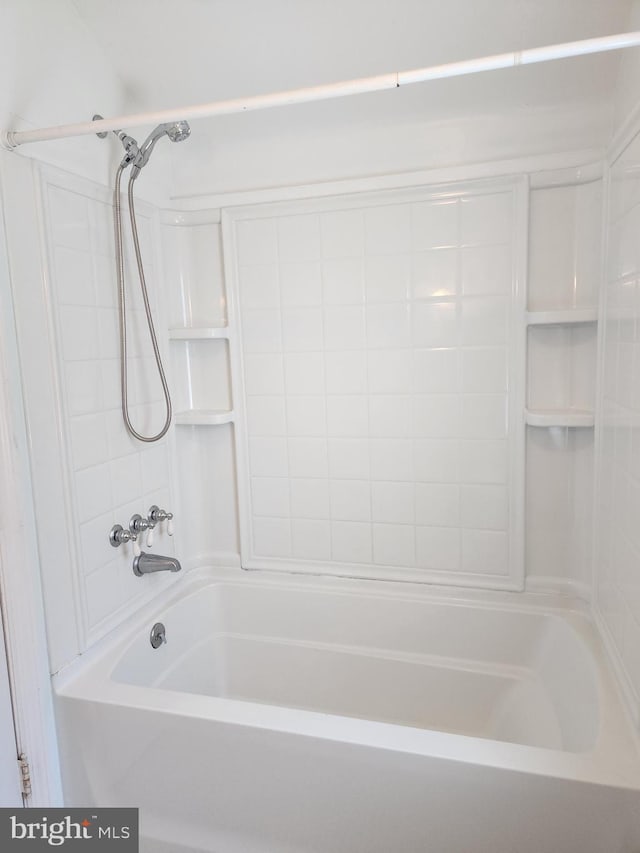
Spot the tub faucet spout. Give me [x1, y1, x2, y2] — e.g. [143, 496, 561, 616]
[133, 551, 182, 576]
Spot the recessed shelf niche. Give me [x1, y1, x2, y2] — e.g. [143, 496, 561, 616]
[170, 337, 232, 425]
[526, 323, 596, 427]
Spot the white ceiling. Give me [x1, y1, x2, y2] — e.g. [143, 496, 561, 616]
[69, 0, 634, 193]
[72, 0, 631, 112]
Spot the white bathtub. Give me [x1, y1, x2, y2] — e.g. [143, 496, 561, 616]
[54, 567, 640, 853]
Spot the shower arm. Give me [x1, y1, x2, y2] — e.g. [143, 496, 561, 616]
[3, 31, 640, 150]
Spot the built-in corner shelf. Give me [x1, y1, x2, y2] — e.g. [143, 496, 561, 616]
[169, 326, 230, 340]
[526, 308, 597, 326]
[169, 325, 232, 426]
[525, 408, 595, 428]
[175, 410, 235, 426]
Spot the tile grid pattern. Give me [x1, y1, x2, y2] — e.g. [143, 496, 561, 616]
[237, 189, 515, 581]
[45, 181, 175, 633]
[597, 132, 640, 713]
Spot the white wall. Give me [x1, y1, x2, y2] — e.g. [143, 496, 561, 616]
[172, 104, 608, 200]
[0, 0, 175, 201]
[594, 124, 640, 727]
[0, 0, 125, 184]
[613, 0, 640, 135]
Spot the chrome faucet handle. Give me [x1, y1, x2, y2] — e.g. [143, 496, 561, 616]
[129, 513, 150, 534]
[128, 515, 150, 556]
[147, 505, 165, 547]
[110, 524, 134, 547]
[148, 505, 168, 524]
[147, 506, 174, 541]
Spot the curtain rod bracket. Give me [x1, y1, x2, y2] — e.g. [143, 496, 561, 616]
[93, 114, 108, 139]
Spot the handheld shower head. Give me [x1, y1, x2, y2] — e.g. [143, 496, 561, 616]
[108, 118, 191, 442]
[130, 121, 191, 178]
[165, 121, 191, 143]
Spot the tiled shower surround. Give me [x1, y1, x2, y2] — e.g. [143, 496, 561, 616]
[9, 156, 602, 674]
[230, 182, 523, 588]
[41, 170, 177, 639]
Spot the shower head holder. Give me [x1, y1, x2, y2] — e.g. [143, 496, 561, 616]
[94, 113, 190, 178]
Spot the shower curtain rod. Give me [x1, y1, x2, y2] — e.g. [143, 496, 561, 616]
[3, 30, 640, 150]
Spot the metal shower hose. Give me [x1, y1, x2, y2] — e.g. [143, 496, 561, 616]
[113, 163, 172, 442]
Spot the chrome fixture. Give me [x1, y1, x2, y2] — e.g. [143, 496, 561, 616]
[148, 505, 172, 525]
[109, 509, 175, 552]
[96, 114, 191, 443]
[130, 122, 191, 179]
[133, 552, 182, 576]
[109, 511, 181, 576]
[146, 505, 174, 546]
[150, 622, 167, 649]
[105, 119, 191, 177]
[109, 524, 134, 547]
[129, 513, 150, 536]
[92, 114, 108, 139]
[114, 128, 139, 166]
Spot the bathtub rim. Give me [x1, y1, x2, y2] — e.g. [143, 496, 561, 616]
[53, 565, 640, 792]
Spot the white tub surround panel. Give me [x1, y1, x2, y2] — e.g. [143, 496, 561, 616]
[43, 167, 179, 646]
[2, 157, 179, 669]
[1, 154, 82, 671]
[595, 122, 640, 728]
[225, 179, 526, 590]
